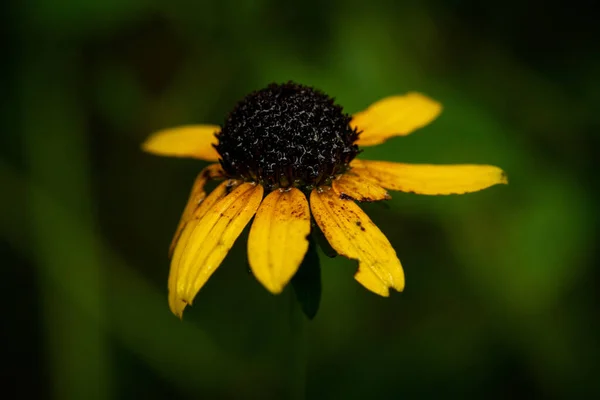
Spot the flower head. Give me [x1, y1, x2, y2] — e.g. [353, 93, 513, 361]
[217, 83, 359, 190]
[143, 82, 507, 318]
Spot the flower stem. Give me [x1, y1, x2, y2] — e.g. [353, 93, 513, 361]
[289, 290, 307, 400]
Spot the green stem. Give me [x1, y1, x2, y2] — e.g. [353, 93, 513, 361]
[289, 290, 307, 400]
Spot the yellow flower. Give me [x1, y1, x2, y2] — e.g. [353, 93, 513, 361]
[142, 82, 507, 318]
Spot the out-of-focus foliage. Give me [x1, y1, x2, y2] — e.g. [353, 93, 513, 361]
[2, 0, 599, 398]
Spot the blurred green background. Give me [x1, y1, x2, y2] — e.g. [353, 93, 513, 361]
[2, 0, 599, 398]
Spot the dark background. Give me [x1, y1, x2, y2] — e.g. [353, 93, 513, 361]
[2, 0, 599, 398]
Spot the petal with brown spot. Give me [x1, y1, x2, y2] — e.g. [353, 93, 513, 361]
[310, 188, 404, 296]
[332, 172, 390, 202]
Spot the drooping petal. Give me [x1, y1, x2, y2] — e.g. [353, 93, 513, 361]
[169, 183, 264, 318]
[352, 159, 508, 195]
[142, 124, 221, 161]
[332, 172, 391, 202]
[351, 93, 442, 146]
[248, 188, 311, 294]
[168, 180, 240, 314]
[310, 188, 404, 296]
[169, 164, 225, 257]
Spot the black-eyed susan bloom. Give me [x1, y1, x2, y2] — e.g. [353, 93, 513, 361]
[143, 82, 507, 318]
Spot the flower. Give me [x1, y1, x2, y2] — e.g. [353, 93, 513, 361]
[142, 82, 507, 318]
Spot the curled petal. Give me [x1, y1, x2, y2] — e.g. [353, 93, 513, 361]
[142, 124, 221, 161]
[352, 160, 508, 195]
[352, 93, 442, 146]
[169, 183, 263, 318]
[169, 164, 225, 256]
[248, 188, 311, 294]
[168, 180, 238, 315]
[310, 188, 404, 296]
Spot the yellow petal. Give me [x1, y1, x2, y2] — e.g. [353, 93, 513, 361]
[168, 179, 240, 315]
[354, 264, 391, 297]
[169, 183, 264, 318]
[352, 159, 508, 195]
[142, 124, 221, 161]
[332, 172, 391, 202]
[310, 188, 404, 296]
[351, 93, 442, 147]
[167, 179, 240, 315]
[169, 164, 225, 257]
[247, 188, 310, 294]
